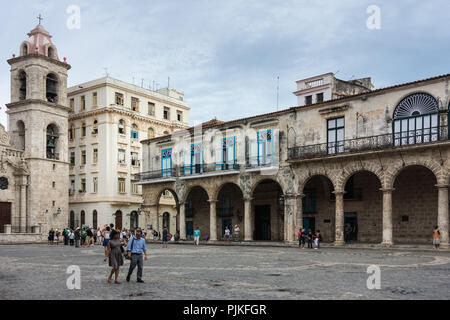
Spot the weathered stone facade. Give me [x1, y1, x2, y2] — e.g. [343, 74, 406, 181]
[0, 24, 70, 237]
[139, 74, 450, 248]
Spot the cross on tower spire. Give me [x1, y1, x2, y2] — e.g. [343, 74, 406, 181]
[37, 14, 43, 25]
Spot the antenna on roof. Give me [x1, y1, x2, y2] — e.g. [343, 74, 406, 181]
[276, 76, 280, 111]
[168, 77, 170, 89]
[141, 78, 144, 88]
[103, 67, 109, 77]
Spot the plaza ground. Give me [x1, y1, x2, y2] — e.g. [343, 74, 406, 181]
[0, 243, 449, 300]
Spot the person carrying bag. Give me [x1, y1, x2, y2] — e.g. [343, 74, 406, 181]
[126, 236, 135, 260]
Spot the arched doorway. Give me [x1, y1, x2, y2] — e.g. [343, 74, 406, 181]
[69, 211, 75, 229]
[80, 210, 85, 226]
[301, 175, 335, 242]
[92, 210, 98, 229]
[130, 211, 139, 231]
[342, 171, 382, 243]
[157, 189, 179, 236]
[185, 186, 209, 239]
[393, 165, 438, 243]
[162, 212, 170, 229]
[216, 183, 244, 240]
[115, 210, 123, 230]
[252, 180, 284, 241]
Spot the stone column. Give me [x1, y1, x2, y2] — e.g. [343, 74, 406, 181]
[436, 184, 449, 248]
[333, 190, 345, 246]
[244, 197, 253, 241]
[20, 184, 27, 233]
[380, 188, 394, 247]
[179, 202, 186, 240]
[297, 194, 305, 231]
[208, 199, 218, 241]
[284, 194, 298, 242]
[144, 204, 158, 238]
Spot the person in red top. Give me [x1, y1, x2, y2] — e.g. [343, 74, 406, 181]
[298, 228, 306, 249]
[433, 226, 441, 250]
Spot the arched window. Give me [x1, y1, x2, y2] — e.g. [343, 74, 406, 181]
[147, 127, 154, 139]
[46, 73, 58, 103]
[48, 46, 55, 59]
[131, 123, 139, 139]
[118, 119, 125, 134]
[21, 43, 28, 56]
[16, 120, 25, 150]
[130, 211, 139, 230]
[92, 120, 98, 135]
[19, 71, 27, 100]
[393, 93, 439, 146]
[46, 124, 59, 159]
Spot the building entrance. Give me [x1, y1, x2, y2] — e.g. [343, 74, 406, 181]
[254, 205, 271, 240]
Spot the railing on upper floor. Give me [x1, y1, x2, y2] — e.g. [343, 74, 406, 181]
[288, 126, 449, 161]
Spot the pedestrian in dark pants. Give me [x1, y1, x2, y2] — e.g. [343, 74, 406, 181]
[74, 228, 81, 247]
[307, 229, 313, 249]
[69, 229, 74, 246]
[126, 230, 147, 283]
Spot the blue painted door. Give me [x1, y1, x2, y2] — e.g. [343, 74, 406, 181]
[186, 221, 193, 239]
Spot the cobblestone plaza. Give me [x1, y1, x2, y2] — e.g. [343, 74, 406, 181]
[0, 244, 449, 300]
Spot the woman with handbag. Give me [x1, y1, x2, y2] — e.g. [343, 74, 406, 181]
[104, 230, 124, 284]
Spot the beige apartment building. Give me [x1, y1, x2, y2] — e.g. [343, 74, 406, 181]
[67, 77, 189, 231]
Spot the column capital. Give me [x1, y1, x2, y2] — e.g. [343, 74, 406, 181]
[435, 184, 449, 189]
[178, 201, 186, 206]
[379, 188, 395, 193]
[283, 193, 299, 199]
[207, 199, 218, 203]
[243, 197, 254, 202]
[332, 190, 346, 196]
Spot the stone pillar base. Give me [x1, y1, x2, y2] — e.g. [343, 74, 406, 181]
[4, 224, 12, 234]
[333, 240, 345, 246]
[380, 241, 394, 248]
[439, 243, 449, 249]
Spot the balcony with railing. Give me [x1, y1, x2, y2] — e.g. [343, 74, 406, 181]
[136, 162, 240, 183]
[288, 125, 449, 161]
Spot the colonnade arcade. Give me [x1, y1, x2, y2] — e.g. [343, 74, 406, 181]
[140, 154, 450, 247]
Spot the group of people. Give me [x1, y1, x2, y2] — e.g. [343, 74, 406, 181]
[298, 229, 322, 249]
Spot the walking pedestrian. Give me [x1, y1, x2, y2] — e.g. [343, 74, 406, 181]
[97, 228, 102, 245]
[194, 227, 200, 246]
[69, 229, 75, 246]
[48, 228, 55, 245]
[81, 227, 87, 247]
[74, 227, 81, 247]
[63, 227, 69, 245]
[433, 225, 441, 250]
[54, 229, 59, 245]
[126, 230, 147, 283]
[307, 229, 313, 249]
[162, 227, 169, 248]
[102, 226, 111, 255]
[104, 230, 124, 284]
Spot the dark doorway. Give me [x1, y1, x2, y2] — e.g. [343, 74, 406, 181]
[303, 217, 316, 234]
[344, 212, 358, 242]
[0, 202, 11, 233]
[186, 221, 193, 239]
[69, 211, 75, 229]
[115, 210, 122, 230]
[254, 205, 271, 240]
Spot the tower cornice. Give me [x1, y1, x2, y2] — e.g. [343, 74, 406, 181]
[5, 99, 72, 112]
[8, 53, 71, 70]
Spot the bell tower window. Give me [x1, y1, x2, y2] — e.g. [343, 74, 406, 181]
[21, 43, 28, 56]
[48, 47, 54, 59]
[19, 71, 27, 101]
[46, 73, 58, 103]
[46, 124, 59, 160]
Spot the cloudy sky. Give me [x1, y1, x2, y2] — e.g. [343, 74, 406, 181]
[1, 0, 449, 128]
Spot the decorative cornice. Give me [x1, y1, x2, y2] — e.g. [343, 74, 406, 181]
[6, 99, 71, 112]
[8, 53, 71, 70]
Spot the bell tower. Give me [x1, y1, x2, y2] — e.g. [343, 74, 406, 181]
[5, 20, 71, 232]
